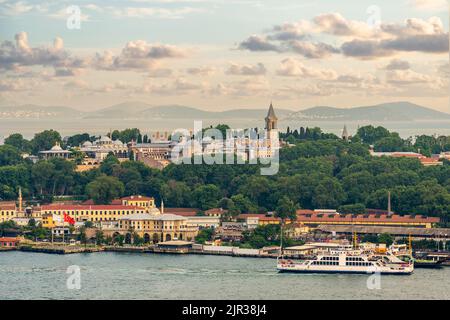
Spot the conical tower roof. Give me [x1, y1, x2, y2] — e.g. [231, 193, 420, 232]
[342, 124, 349, 140]
[266, 102, 277, 120]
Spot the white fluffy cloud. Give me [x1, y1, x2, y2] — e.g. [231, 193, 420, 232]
[0, 32, 69, 70]
[276, 58, 337, 80]
[239, 14, 449, 59]
[93, 40, 188, 71]
[384, 59, 411, 70]
[226, 62, 266, 75]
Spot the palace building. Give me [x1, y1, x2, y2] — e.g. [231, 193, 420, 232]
[38, 142, 71, 160]
[0, 202, 17, 223]
[117, 213, 199, 243]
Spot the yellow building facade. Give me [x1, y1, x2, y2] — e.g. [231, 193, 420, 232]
[0, 202, 17, 223]
[121, 195, 156, 208]
[39, 205, 147, 223]
[118, 213, 199, 243]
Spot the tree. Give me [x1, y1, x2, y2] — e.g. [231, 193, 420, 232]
[113, 234, 124, 246]
[378, 233, 394, 246]
[31, 130, 62, 154]
[4, 133, 31, 153]
[338, 203, 366, 214]
[374, 135, 405, 152]
[100, 154, 120, 175]
[28, 218, 36, 228]
[230, 194, 258, 213]
[86, 175, 125, 204]
[0, 145, 22, 166]
[192, 184, 222, 210]
[356, 125, 391, 145]
[67, 133, 90, 147]
[312, 177, 346, 208]
[275, 196, 297, 222]
[134, 233, 145, 246]
[84, 221, 94, 228]
[195, 228, 214, 244]
[95, 230, 105, 245]
[78, 227, 88, 247]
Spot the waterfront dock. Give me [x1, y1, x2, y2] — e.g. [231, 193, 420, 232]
[18, 244, 104, 254]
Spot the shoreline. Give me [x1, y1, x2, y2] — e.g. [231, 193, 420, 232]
[1, 244, 279, 259]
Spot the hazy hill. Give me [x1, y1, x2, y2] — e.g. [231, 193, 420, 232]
[84, 102, 294, 119]
[2, 101, 448, 122]
[0, 104, 84, 119]
[285, 102, 450, 121]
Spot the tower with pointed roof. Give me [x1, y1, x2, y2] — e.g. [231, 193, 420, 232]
[265, 102, 278, 141]
[342, 124, 350, 141]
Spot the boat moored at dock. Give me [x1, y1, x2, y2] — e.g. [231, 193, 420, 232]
[277, 244, 414, 275]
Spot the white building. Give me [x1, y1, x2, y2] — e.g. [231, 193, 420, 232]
[78, 136, 128, 164]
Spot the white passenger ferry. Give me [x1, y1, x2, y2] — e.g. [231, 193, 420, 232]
[277, 245, 413, 275]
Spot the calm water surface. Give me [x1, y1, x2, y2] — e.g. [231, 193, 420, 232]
[0, 251, 449, 300]
[1, 119, 449, 140]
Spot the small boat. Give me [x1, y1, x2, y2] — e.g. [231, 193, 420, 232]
[413, 259, 443, 269]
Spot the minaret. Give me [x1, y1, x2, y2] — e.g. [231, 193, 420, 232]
[18, 187, 23, 213]
[342, 125, 349, 141]
[161, 199, 164, 214]
[387, 191, 392, 215]
[265, 102, 278, 141]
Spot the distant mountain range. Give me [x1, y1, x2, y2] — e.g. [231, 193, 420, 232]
[0, 101, 449, 122]
[284, 102, 450, 121]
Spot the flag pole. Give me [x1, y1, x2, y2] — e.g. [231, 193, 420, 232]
[62, 212, 65, 246]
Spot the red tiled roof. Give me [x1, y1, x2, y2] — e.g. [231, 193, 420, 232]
[205, 208, 227, 215]
[41, 205, 145, 211]
[296, 213, 439, 223]
[237, 214, 266, 219]
[296, 209, 315, 215]
[391, 153, 424, 158]
[121, 195, 155, 201]
[0, 237, 20, 242]
[82, 199, 122, 205]
[0, 202, 16, 210]
[420, 158, 441, 163]
[164, 208, 199, 216]
[259, 217, 282, 222]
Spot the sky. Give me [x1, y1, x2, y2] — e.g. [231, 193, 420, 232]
[0, 0, 449, 112]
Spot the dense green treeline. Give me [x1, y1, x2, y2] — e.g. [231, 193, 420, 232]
[0, 125, 449, 225]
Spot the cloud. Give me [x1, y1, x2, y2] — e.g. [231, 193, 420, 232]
[276, 58, 337, 80]
[386, 69, 435, 85]
[109, 6, 204, 19]
[381, 17, 445, 37]
[0, 1, 37, 16]
[384, 59, 411, 70]
[141, 78, 205, 95]
[226, 62, 266, 75]
[92, 40, 188, 71]
[278, 83, 337, 97]
[186, 66, 217, 76]
[410, 0, 448, 12]
[0, 79, 28, 91]
[313, 12, 376, 38]
[289, 40, 339, 58]
[239, 14, 449, 60]
[54, 68, 84, 77]
[341, 39, 393, 58]
[437, 62, 449, 77]
[341, 33, 449, 59]
[147, 68, 174, 77]
[382, 34, 448, 53]
[268, 20, 313, 41]
[208, 78, 270, 97]
[0, 32, 70, 70]
[238, 35, 281, 52]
